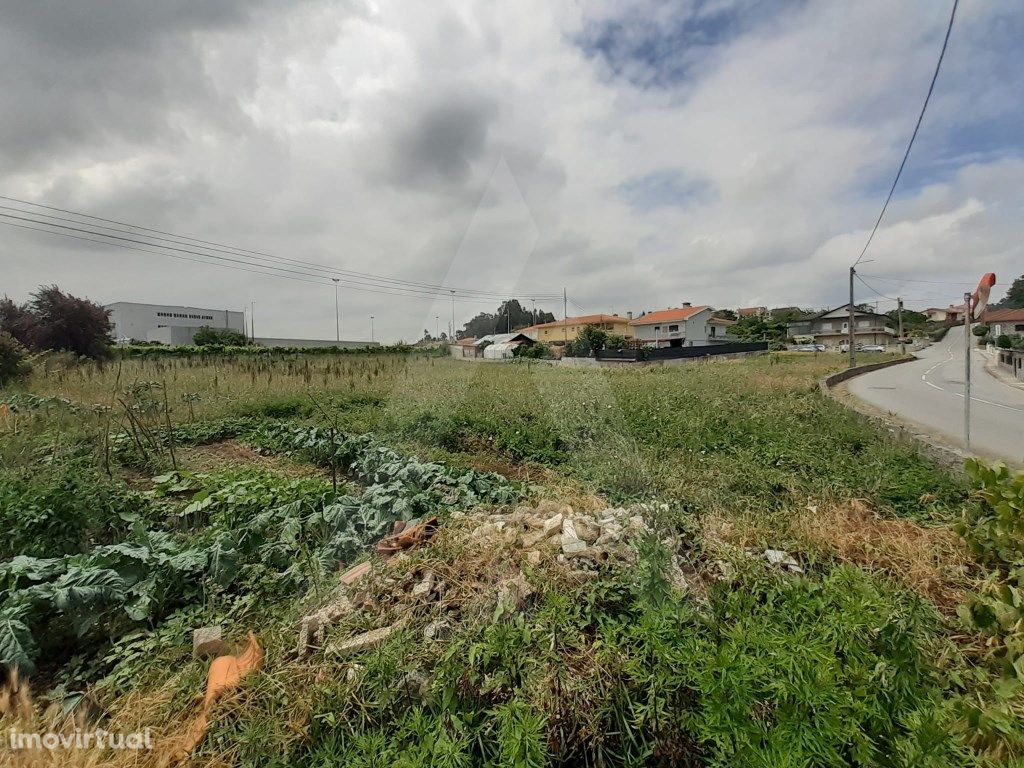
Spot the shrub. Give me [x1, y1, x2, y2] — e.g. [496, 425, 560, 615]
[996, 335, 1012, 349]
[972, 324, 990, 337]
[192, 326, 249, 346]
[0, 330, 31, 386]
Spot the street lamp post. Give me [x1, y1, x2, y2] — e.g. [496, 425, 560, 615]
[370, 315, 375, 343]
[435, 315, 440, 339]
[332, 279, 340, 342]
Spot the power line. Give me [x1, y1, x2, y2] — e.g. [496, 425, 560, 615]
[855, 273, 973, 286]
[852, 0, 958, 267]
[0, 194, 562, 300]
[0, 216, 541, 306]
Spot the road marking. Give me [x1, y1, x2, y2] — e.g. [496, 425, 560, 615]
[918, 335, 1024, 412]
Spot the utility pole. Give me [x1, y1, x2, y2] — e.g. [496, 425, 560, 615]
[963, 291, 972, 450]
[332, 278, 340, 342]
[370, 315, 374, 343]
[531, 298, 536, 324]
[251, 300, 255, 341]
[563, 288, 568, 347]
[450, 290, 455, 340]
[435, 315, 439, 339]
[897, 297, 905, 355]
[848, 267, 856, 368]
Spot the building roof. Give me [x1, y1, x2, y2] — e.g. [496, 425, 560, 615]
[984, 308, 1024, 323]
[737, 306, 766, 316]
[708, 316, 736, 325]
[803, 303, 889, 322]
[474, 333, 533, 346]
[451, 337, 478, 346]
[629, 306, 709, 326]
[531, 314, 627, 329]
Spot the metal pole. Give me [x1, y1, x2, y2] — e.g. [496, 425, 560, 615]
[370, 315, 374, 343]
[897, 297, 905, 355]
[250, 301, 255, 341]
[450, 290, 455, 340]
[332, 279, 340, 342]
[531, 298, 536, 324]
[848, 267, 856, 367]
[964, 292, 972, 450]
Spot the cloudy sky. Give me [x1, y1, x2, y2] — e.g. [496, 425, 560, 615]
[1, 0, 1020, 342]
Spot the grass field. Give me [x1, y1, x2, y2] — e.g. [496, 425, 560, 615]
[2, 350, 1023, 766]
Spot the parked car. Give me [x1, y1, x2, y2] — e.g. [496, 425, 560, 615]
[859, 344, 886, 353]
[793, 345, 820, 352]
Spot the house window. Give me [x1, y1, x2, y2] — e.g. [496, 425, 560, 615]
[668, 324, 679, 332]
[710, 325, 717, 337]
[654, 326, 661, 332]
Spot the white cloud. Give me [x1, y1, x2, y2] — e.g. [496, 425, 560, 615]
[1, 0, 1020, 340]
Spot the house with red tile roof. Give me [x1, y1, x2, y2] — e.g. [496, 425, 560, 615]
[628, 304, 721, 347]
[983, 308, 1024, 336]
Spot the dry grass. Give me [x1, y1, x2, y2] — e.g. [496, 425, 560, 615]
[792, 500, 972, 611]
[703, 498, 973, 612]
[177, 440, 325, 478]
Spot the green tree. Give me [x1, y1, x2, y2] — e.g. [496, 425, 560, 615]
[193, 326, 249, 346]
[460, 300, 555, 339]
[727, 315, 788, 343]
[22, 285, 112, 359]
[994, 273, 1024, 309]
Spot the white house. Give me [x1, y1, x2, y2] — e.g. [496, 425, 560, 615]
[628, 304, 720, 347]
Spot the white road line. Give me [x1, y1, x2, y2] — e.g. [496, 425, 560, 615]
[918, 338, 1024, 412]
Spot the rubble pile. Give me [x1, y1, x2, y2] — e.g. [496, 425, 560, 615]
[294, 500, 667, 659]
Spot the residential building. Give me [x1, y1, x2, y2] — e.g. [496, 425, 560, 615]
[449, 337, 479, 359]
[786, 304, 894, 347]
[924, 307, 950, 322]
[107, 301, 245, 344]
[528, 314, 633, 344]
[983, 308, 1024, 337]
[628, 304, 719, 347]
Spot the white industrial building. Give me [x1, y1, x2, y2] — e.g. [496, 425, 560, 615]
[106, 302, 245, 345]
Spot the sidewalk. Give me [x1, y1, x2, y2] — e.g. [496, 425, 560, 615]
[980, 347, 1024, 392]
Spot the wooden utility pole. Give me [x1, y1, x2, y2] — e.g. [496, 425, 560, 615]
[848, 267, 856, 368]
[897, 297, 905, 355]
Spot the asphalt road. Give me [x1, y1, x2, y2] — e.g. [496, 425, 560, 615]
[846, 324, 1024, 464]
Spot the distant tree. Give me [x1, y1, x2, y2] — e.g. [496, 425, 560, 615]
[993, 273, 1024, 309]
[193, 326, 249, 346]
[727, 315, 788, 343]
[0, 296, 36, 347]
[25, 285, 112, 359]
[886, 308, 928, 332]
[459, 299, 555, 339]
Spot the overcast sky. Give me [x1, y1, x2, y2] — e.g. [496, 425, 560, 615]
[1, 0, 1020, 342]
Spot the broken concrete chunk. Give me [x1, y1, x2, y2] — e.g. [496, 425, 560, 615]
[561, 519, 587, 554]
[764, 549, 804, 573]
[412, 570, 436, 599]
[573, 517, 600, 544]
[331, 623, 400, 658]
[399, 669, 431, 701]
[424, 618, 453, 642]
[340, 561, 372, 586]
[193, 626, 227, 659]
[523, 513, 563, 548]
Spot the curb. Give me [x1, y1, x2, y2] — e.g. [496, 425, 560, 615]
[819, 356, 969, 474]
